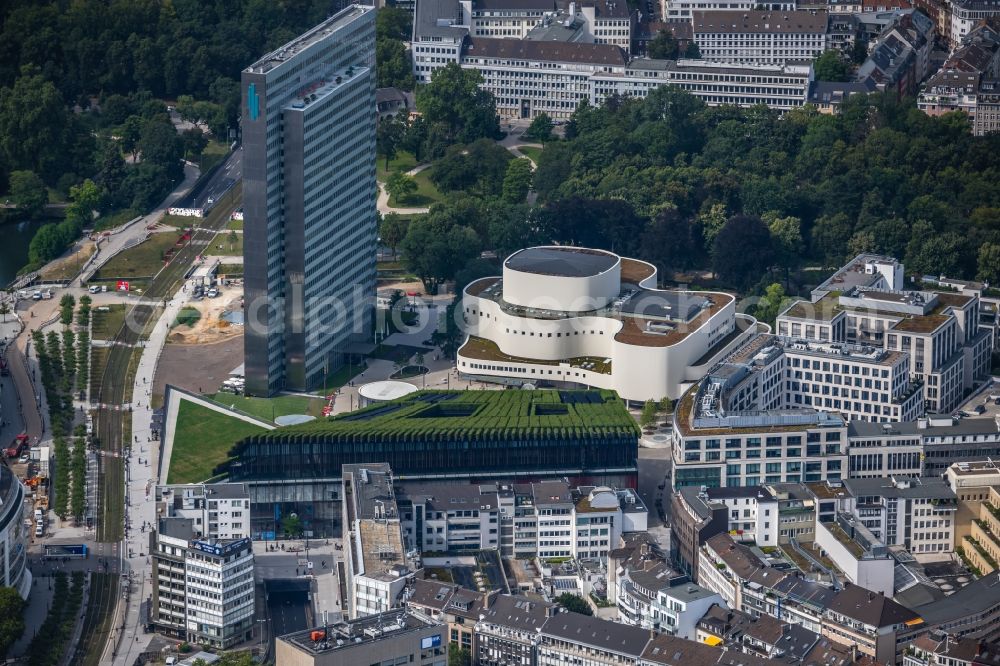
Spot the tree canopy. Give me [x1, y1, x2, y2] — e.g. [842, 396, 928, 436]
[648, 30, 680, 59]
[0, 587, 24, 660]
[525, 88, 1000, 288]
[813, 50, 851, 81]
[555, 593, 593, 616]
[416, 63, 501, 147]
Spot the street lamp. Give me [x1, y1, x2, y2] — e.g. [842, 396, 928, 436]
[257, 618, 267, 654]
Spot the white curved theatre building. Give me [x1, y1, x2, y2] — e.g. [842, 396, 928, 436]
[457, 247, 757, 402]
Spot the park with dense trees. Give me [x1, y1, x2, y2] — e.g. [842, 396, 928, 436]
[0, 0, 341, 274]
[380, 79, 1000, 307]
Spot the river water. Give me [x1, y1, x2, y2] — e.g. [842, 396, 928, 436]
[0, 218, 48, 286]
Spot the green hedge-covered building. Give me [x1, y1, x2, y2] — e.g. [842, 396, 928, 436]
[221, 389, 640, 538]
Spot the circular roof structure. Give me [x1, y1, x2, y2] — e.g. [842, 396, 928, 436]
[275, 414, 316, 426]
[358, 380, 419, 403]
[504, 247, 618, 278]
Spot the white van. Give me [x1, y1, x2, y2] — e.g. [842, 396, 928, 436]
[33, 509, 42, 521]
[34, 524, 43, 537]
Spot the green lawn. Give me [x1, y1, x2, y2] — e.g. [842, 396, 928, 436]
[227, 217, 243, 230]
[91, 305, 128, 340]
[205, 392, 327, 421]
[168, 401, 267, 483]
[199, 139, 230, 173]
[377, 151, 419, 181]
[93, 231, 185, 279]
[208, 231, 243, 256]
[389, 167, 444, 207]
[92, 208, 140, 233]
[518, 145, 543, 163]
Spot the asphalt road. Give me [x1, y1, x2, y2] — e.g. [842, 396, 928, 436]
[638, 445, 673, 528]
[267, 581, 310, 651]
[178, 147, 242, 211]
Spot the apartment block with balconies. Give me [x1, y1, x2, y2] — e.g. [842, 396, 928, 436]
[965, 485, 1000, 573]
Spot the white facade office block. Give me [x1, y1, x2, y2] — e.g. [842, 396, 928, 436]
[814, 519, 894, 596]
[842, 476, 957, 559]
[342, 464, 414, 619]
[777, 254, 993, 415]
[154, 483, 251, 541]
[692, 11, 828, 64]
[397, 480, 645, 562]
[151, 528, 255, 648]
[664, 0, 795, 22]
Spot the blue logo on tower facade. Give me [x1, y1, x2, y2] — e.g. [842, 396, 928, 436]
[248, 83, 260, 121]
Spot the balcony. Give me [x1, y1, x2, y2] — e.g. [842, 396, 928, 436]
[963, 533, 998, 572]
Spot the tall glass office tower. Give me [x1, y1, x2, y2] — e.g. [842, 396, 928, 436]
[241, 6, 377, 395]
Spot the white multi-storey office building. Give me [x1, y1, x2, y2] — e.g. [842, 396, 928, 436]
[705, 334, 925, 424]
[154, 483, 251, 541]
[691, 10, 828, 64]
[671, 374, 849, 490]
[841, 476, 958, 559]
[342, 464, 414, 619]
[594, 58, 813, 112]
[397, 479, 647, 562]
[459, 39, 814, 119]
[241, 6, 377, 394]
[466, 0, 552, 38]
[663, 0, 795, 21]
[150, 525, 255, 648]
[948, 0, 1000, 47]
[777, 254, 993, 415]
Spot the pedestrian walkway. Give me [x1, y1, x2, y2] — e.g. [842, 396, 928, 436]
[111, 286, 189, 666]
[376, 164, 432, 216]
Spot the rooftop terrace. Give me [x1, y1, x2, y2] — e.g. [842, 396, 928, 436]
[465, 275, 732, 347]
[280, 609, 437, 655]
[459, 336, 612, 374]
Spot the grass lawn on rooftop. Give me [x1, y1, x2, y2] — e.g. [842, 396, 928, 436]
[168, 400, 267, 483]
[205, 392, 327, 421]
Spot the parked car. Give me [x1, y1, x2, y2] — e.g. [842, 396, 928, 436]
[89, 285, 101, 294]
[17, 454, 29, 464]
[975, 404, 987, 414]
[32, 291, 42, 301]
[34, 524, 43, 537]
